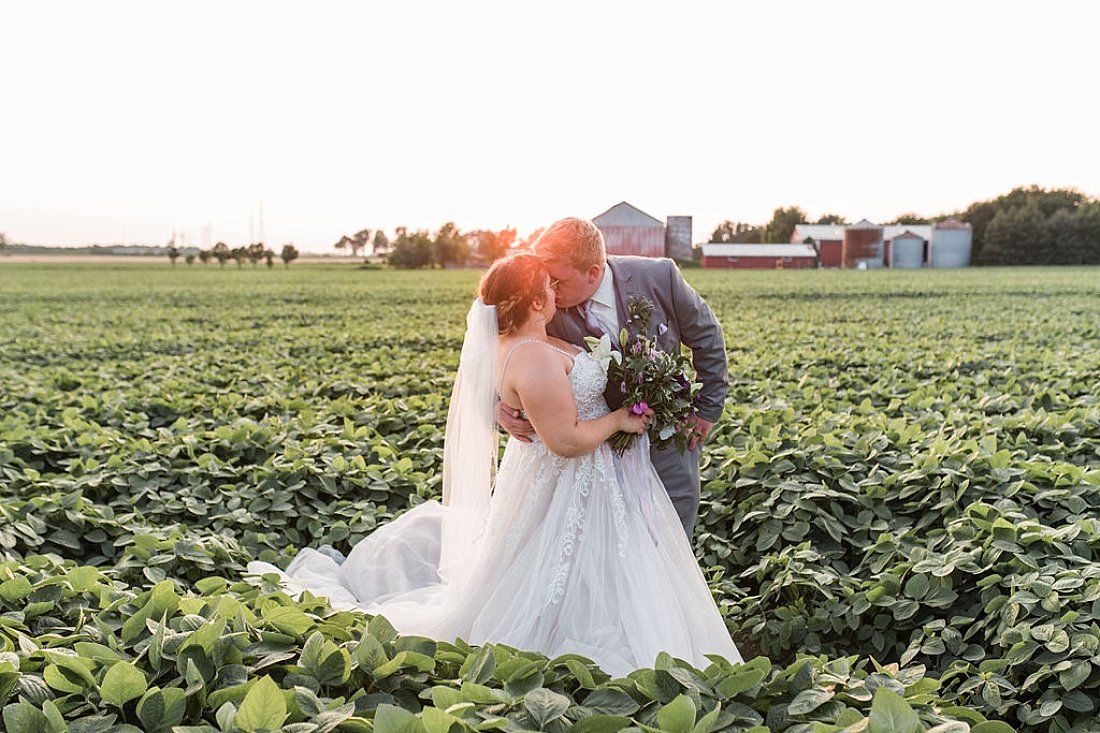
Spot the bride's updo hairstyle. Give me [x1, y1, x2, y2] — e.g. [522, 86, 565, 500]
[479, 252, 549, 335]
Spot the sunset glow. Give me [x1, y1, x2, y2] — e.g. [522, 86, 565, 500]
[2, 1, 1098, 252]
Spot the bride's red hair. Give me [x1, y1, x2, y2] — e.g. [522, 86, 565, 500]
[479, 253, 548, 335]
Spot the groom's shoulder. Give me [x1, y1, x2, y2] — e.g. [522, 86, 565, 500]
[609, 255, 677, 277]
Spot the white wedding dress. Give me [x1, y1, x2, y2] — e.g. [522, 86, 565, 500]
[248, 338, 741, 676]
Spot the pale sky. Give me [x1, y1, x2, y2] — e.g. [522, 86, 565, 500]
[2, 1, 1098, 252]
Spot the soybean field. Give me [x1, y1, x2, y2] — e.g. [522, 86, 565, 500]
[0, 263, 1098, 733]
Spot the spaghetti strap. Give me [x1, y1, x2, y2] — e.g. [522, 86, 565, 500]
[499, 338, 578, 395]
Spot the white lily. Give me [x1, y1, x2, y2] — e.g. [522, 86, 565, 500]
[584, 333, 622, 372]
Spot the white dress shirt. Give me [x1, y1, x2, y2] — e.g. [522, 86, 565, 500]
[587, 264, 620, 337]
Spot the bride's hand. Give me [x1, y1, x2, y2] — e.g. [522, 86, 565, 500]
[616, 406, 653, 435]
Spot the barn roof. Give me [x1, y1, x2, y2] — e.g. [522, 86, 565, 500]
[883, 225, 932, 241]
[934, 219, 971, 230]
[593, 202, 664, 228]
[795, 223, 934, 241]
[703, 243, 817, 258]
[792, 224, 845, 242]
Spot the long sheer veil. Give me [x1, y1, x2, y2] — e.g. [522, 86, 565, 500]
[438, 298, 499, 589]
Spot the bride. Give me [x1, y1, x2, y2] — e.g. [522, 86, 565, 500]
[248, 253, 741, 676]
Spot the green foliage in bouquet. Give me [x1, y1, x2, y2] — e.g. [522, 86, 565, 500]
[586, 296, 701, 456]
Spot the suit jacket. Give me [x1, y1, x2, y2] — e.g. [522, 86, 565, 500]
[546, 256, 728, 422]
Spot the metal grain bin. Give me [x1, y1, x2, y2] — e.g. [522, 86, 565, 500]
[890, 231, 925, 268]
[665, 216, 693, 261]
[842, 220, 884, 268]
[929, 220, 972, 267]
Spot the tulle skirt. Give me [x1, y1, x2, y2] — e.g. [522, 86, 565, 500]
[248, 438, 741, 677]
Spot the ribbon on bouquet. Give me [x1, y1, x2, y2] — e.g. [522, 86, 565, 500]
[614, 433, 660, 547]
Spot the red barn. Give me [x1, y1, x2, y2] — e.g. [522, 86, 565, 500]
[593, 202, 666, 257]
[701, 243, 817, 269]
[791, 224, 844, 268]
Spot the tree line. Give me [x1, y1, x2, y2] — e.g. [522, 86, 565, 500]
[329, 223, 543, 269]
[168, 242, 300, 268]
[709, 186, 1100, 265]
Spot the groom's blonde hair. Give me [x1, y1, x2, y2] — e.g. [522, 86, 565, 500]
[533, 218, 606, 272]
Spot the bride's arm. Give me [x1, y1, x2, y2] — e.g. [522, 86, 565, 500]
[506, 350, 646, 458]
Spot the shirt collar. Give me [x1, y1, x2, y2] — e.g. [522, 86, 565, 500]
[591, 264, 615, 309]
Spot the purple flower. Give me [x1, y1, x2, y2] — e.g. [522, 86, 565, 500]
[637, 372, 644, 384]
[658, 323, 668, 336]
[632, 341, 643, 355]
[620, 381, 627, 394]
[629, 402, 649, 415]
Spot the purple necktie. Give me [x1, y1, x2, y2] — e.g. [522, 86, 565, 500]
[581, 300, 605, 338]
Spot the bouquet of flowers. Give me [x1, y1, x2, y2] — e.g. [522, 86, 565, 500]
[586, 296, 702, 456]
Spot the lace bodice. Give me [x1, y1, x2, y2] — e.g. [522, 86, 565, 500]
[569, 351, 611, 420]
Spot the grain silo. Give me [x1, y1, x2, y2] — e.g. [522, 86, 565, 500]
[890, 231, 925, 268]
[665, 216, 693, 261]
[842, 220, 884, 268]
[593, 202, 665, 257]
[929, 220, 973, 267]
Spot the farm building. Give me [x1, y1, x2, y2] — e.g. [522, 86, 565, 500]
[887, 230, 926, 268]
[700, 243, 817, 269]
[929, 220, 972, 267]
[790, 219, 971, 268]
[592, 202, 693, 260]
[790, 224, 845, 268]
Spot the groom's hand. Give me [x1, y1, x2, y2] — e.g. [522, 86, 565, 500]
[497, 401, 535, 443]
[684, 414, 714, 451]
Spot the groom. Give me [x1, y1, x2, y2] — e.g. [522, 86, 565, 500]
[500, 217, 728, 539]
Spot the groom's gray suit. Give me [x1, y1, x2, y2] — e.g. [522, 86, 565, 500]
[546, 255, 728, 538]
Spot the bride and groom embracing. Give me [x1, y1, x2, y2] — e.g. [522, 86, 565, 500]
[249, 217, 741, 676]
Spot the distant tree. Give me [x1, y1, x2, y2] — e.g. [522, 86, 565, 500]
[185, 253, 196, 265]
[264, 248, 275, 268]
[0, 232, 8, 253]
[959, 185, 1089, 260]
[885, 213, 927, 225]
[1078, 201, 1100, 264]
[167, 244, 181, 266]
[736, 227, 763, 243]
[980, 203, 1045, 266]
[711, 220, 763, 243]
[351, 229, 372, 258]
[1039, 208, 1075, 266]
[372, 230, 390, 256]
[280, 244, 300, 268]
[334, 235, 352, 256]
[815, 213, 849, 225]
[472, 227, 515, 262]
[764, 206, 807, 243]
[709, 221, 737, 242]
[212, 242, 231, 267]
[388, 227, 433, 268]
[432, 221, 470, 268]
[515, 226, 546, 250]
[804, 236, 821, 268]
[230, 246, 246, 268]
[247, 242, 265, 267]
[198, 249, 211, 265]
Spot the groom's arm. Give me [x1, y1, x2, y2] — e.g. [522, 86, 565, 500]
[666, 262, 728, 425]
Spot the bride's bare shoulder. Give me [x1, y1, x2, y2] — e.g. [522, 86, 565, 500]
[499, 339, 571, 382]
